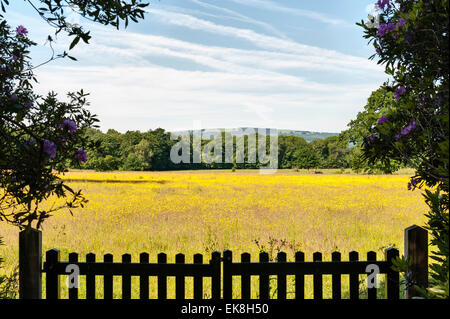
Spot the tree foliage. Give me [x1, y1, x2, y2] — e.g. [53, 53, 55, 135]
[341, 88, 403, 173]
[357, 0, 449, 298]
[78, 128, 356, 172]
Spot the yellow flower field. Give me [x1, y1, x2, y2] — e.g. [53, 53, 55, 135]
[0, 169, 428, 299]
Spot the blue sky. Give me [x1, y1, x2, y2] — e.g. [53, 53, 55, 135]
[5, 0, 386, 133]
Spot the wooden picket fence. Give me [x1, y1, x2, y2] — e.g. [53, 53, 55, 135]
[221, 249, 399, 300]
[40, 248, 399, 300]
[43, 250, 221, 299]
[19, 225, 429, 300]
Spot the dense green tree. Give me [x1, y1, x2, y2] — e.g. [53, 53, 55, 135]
[278, 136, 310, 168]
[119, 131, 143, 159]
[311, 136, 351, 169]
[144, 128, 176, 170]
[89, 154, 120, 171]
[295, 147, 319, 169]
[341, 88, 403, 173]
[77, 129, 358, 172]
[134, 139, 152, 170]
[122, 153, 144, 171]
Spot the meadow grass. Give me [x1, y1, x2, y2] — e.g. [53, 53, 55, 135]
[0, 169, 426, 299]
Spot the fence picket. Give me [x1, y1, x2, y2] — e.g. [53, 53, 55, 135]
[313, 252, 323, 299]
[259, 252, 269, 300]
[139, 253, 149, 300]
[86, 253, 96, 299]
[241, 253, 251, 299]
[45, 249, 60, 299]
[103, 254, 113, 299]
[223, 250, 233, 299]
[277, 252, 287, 300]
[331, 251, 341, 300]
[157, 253, 167, 300]
[385, 248, 399, 300]
[295, 251, 304, 300]
[367, 251, 377, 299]
[193, 254, 203, 299]
[175, 253, 185, 299]
[349, 251, 359, 300]
[211, 251, 221, 299]
[122, 254, 131, 299]
[68, 253, 78, 300]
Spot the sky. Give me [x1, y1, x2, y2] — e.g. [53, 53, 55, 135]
[4, 0, 387, 133]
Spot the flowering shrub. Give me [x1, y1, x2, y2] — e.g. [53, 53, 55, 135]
[0, 1, 148, 230]
[358, 0, 448, 298]
[0, 22, 98, 229]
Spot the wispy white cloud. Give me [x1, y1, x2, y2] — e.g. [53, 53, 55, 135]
[188, 0, 288, 38]
[9, 2, 384, 132]
[228, 0, 350, 26]
[71, 25, 383, 79]
[147, 9, 380, 73]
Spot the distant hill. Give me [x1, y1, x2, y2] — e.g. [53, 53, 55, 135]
[170, 128, 339, 142]
[277, 129, 339, 142]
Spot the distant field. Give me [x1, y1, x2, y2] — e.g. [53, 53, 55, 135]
[0, 169, 426, 298]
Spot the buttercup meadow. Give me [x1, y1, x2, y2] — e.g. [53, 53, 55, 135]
[0, 169, 427, 298]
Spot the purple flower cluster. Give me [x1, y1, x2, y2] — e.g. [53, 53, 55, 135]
[396, 18, 407, 27]
[43, 140, 57, 159]
[16, 25, 28, 36]
[377, 22, 395, 37]
[74, 149, 88, 163]
[407, 178, 419, 190]
[377, 115, 389, 124]
[395, 121, 417, 140]
[60, 119, 77, 133]
[394, 86, 406, 101]
[376, 0, 391, 11]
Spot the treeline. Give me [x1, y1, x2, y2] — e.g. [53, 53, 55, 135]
[78, 128, 371, 171]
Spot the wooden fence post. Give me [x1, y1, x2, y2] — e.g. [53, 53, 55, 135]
[405, 225, 428, 299]
[19, 228, 42, 299]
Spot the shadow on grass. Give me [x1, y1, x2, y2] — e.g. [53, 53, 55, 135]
[63, 179, 169, 184]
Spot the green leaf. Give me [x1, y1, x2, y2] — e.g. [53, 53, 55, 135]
[69, 36, 80, 50]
